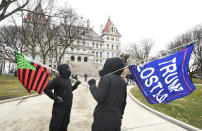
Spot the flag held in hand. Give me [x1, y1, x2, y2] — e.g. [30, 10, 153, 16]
[129, 43, 195, 104]
[15, 51, 50, 95]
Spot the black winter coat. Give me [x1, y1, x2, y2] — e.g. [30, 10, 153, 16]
[89, 57, 127, 128]
[44, 76, 79, 108]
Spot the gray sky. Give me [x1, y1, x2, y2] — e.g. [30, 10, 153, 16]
[57, 0, 202, 53]
[1, 0, 201, 54]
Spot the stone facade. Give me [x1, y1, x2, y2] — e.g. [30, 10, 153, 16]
[56, 18, 121, 69]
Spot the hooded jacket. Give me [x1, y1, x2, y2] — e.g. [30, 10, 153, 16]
[44, 64, 79, 108]
[89, 57, 127, 128]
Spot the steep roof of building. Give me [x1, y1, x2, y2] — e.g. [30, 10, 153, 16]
[57, 24, 103, 42]
[25, 3, 46, 23]
[85, 28, 103, 41]
[103, 18, 121, 36]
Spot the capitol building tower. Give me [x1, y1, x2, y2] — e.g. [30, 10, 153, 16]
[63, 17, 121, 76]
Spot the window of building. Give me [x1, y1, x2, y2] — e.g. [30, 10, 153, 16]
[100, 52, 102, 57]
[116, 45, 118, 50]
[78, 56, 81, 62]
[71, 56, 75, 61]
[100, 44, 102, 48]
[96, 51, 98, 57]
[92, 51, 94, 53]
[84, 57, 88, 62]
[77, 40, 79, 44]
[83, 49, 86, 51]
[83, 41, 85, 45]
[112, 52, 114, 57]
[96, 43, 98, 48]
[107, 52, 109, 58]
[92, 42, 95, 46]
[111, 27, 114, 32]
[107, 37, 109, 40]
[111, 37, 114, 41]
[112, 44, 114, 49]
[107, 44, 109, 49]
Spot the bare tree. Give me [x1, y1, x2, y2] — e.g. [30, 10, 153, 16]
[54, 7, 87, 65]
[36, 20, 59, 64]
[125, 38, 154, 65]
[21, 2, 49, 60]
[21, 2, 58, 65]
[0, 0, 29, 22]
[0, 25, 26, 63]
[140, 38, 154, 62]
[168, 27, 202, 80]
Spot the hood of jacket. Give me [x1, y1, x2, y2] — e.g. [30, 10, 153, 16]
[57, 64, 71, 78]
[99, 57, 125, 77]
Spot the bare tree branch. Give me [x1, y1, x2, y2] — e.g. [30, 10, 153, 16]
[0, 0, 29, 22]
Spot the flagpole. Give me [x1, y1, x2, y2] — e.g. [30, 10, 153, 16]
[5, 41, 196, 85]
[129, 41, 196, 66]
[94, 41, 196, 81]
[5, 47, 82, 84]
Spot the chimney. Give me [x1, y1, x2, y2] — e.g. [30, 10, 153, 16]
[87, 19, 90, 29]
[100, 24, 103, 34]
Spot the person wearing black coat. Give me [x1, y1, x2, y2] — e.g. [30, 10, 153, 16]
[126, 73, 134, 85]
[88, 57, 127, 131]
[44, 64, 81, 131]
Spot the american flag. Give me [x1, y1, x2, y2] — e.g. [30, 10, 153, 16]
[15, 51, 50, 94]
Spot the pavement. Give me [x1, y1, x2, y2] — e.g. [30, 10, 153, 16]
[122, 87, 186, 131]
[0, 78, 201, 131]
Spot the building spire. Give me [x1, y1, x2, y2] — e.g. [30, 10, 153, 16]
[108, 15, 110, 20]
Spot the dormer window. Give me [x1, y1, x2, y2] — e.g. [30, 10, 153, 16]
[111, 27, 114, 32]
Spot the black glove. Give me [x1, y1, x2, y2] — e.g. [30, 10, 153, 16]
[75, 80, 81, 86]
[88, 79, 96, 86]
[55, 96, 64, 103]
[126, 74, 133, 79]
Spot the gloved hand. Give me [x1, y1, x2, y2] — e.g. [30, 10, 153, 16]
[75, 80, 81, 85]
[88, 79, 96, 86]
[55, 96, 64, 103]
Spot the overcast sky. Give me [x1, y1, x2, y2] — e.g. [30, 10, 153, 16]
[57, 0, 202, 53]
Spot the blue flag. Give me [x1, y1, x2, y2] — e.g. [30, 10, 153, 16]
[129, 43, 195, 104]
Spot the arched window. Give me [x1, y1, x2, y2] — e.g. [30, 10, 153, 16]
[84, 57, 88, 62]
[71, 56, 75, 61]
[78, 56, 81, 62]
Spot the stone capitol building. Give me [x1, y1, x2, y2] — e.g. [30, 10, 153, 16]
[61, 17, 121, 68]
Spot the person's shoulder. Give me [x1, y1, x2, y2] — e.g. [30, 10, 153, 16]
[51, 76, 60, 81]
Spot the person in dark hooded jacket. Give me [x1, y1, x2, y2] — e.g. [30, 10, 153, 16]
[88, 57, 127, 131]
[44, 64, 81, 131]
